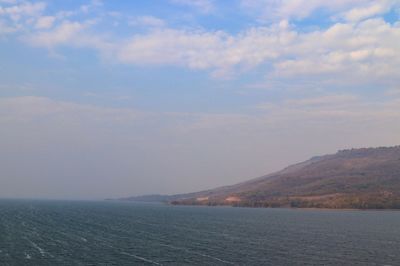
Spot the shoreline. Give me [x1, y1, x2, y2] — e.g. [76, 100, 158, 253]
[166, 202, 400, 211]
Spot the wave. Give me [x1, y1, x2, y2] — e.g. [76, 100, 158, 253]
[25, 237, 53, 258]
[159, 243, 234, 265]
[120, 251, 162, 265]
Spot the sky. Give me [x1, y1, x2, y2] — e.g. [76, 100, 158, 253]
[1, 0, 400, 200]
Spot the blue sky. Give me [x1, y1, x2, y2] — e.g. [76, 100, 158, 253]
[1, 0, 400, 199]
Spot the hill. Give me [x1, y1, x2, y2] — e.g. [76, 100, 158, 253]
[123, 146, 400, 209]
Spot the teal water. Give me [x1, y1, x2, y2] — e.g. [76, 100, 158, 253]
[0, 200, 399, 265]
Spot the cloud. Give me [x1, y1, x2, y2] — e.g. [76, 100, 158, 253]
[116, 29, 231, 71]
[170, 0, 215, 13]
[2, 0, 399, 84]
[240, 0, 377, 21]
[79, 0, 103, 13]
[0, 18, 19, 34]
[272, 18, 400, 85]
[0, 0, 17, 3]
[342, 0, 396, 22]
[0, 0, 106, 37]
[113, 16, 400, 82]
[114, 21, 296, 78]
[34, 15, 55, 29]
[129, 16, 165, 28]
[26, 20, 86, 48]
[24, 19, 105, 51]
[17, 15, 400, 85]
[0, 1, 46, 21]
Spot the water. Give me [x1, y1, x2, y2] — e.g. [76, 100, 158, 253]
[0, 200, 399, 265]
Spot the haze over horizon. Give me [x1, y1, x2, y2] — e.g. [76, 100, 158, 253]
[1, 0, 400, 200]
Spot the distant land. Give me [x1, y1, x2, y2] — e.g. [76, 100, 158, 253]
[119, 146, 400, 209]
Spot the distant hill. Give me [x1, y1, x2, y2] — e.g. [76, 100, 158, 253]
[117, 194, 173, 202]
[122, 146, 400, 209]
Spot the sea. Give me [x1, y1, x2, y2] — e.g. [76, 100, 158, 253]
[0, 199, 399, 265]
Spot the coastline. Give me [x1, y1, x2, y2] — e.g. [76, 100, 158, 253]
[166, 202, 400, 211]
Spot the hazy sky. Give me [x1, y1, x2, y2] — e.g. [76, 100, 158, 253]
[1, 0, 400, 199]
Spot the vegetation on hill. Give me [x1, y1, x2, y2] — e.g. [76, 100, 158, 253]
[124, 146, 400, 209]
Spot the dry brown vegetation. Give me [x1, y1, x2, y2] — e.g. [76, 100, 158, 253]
[170, 146, 400, 209]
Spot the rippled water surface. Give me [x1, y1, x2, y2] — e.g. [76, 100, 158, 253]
[0, 200, 399, 265]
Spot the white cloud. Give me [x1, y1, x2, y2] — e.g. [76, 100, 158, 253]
[114, 22, 294, 78]
[26, 21, 86, 48]
[343, 0, 396, 22]
[79, 0, 102, 14]
[116, 29, 229, 69]
[272, 18, 400, 83]
[170, 0, 215, 13]
[0, 0, 17, 3]
[240, 0, 372, 21]
[2, 0, 398, 84]
[0, 1, 50, 36]
[112, 16, 400, 82]
[34, 15, 55, 29]
[0, 1, 46, 21]
[129, 16, 165, 28]
[0, 18, 19, 34]
[24, 19, 106, 51]
[16, 12, 399, 84]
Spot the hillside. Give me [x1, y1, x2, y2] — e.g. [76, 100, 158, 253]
[123, 146, 400, 209]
